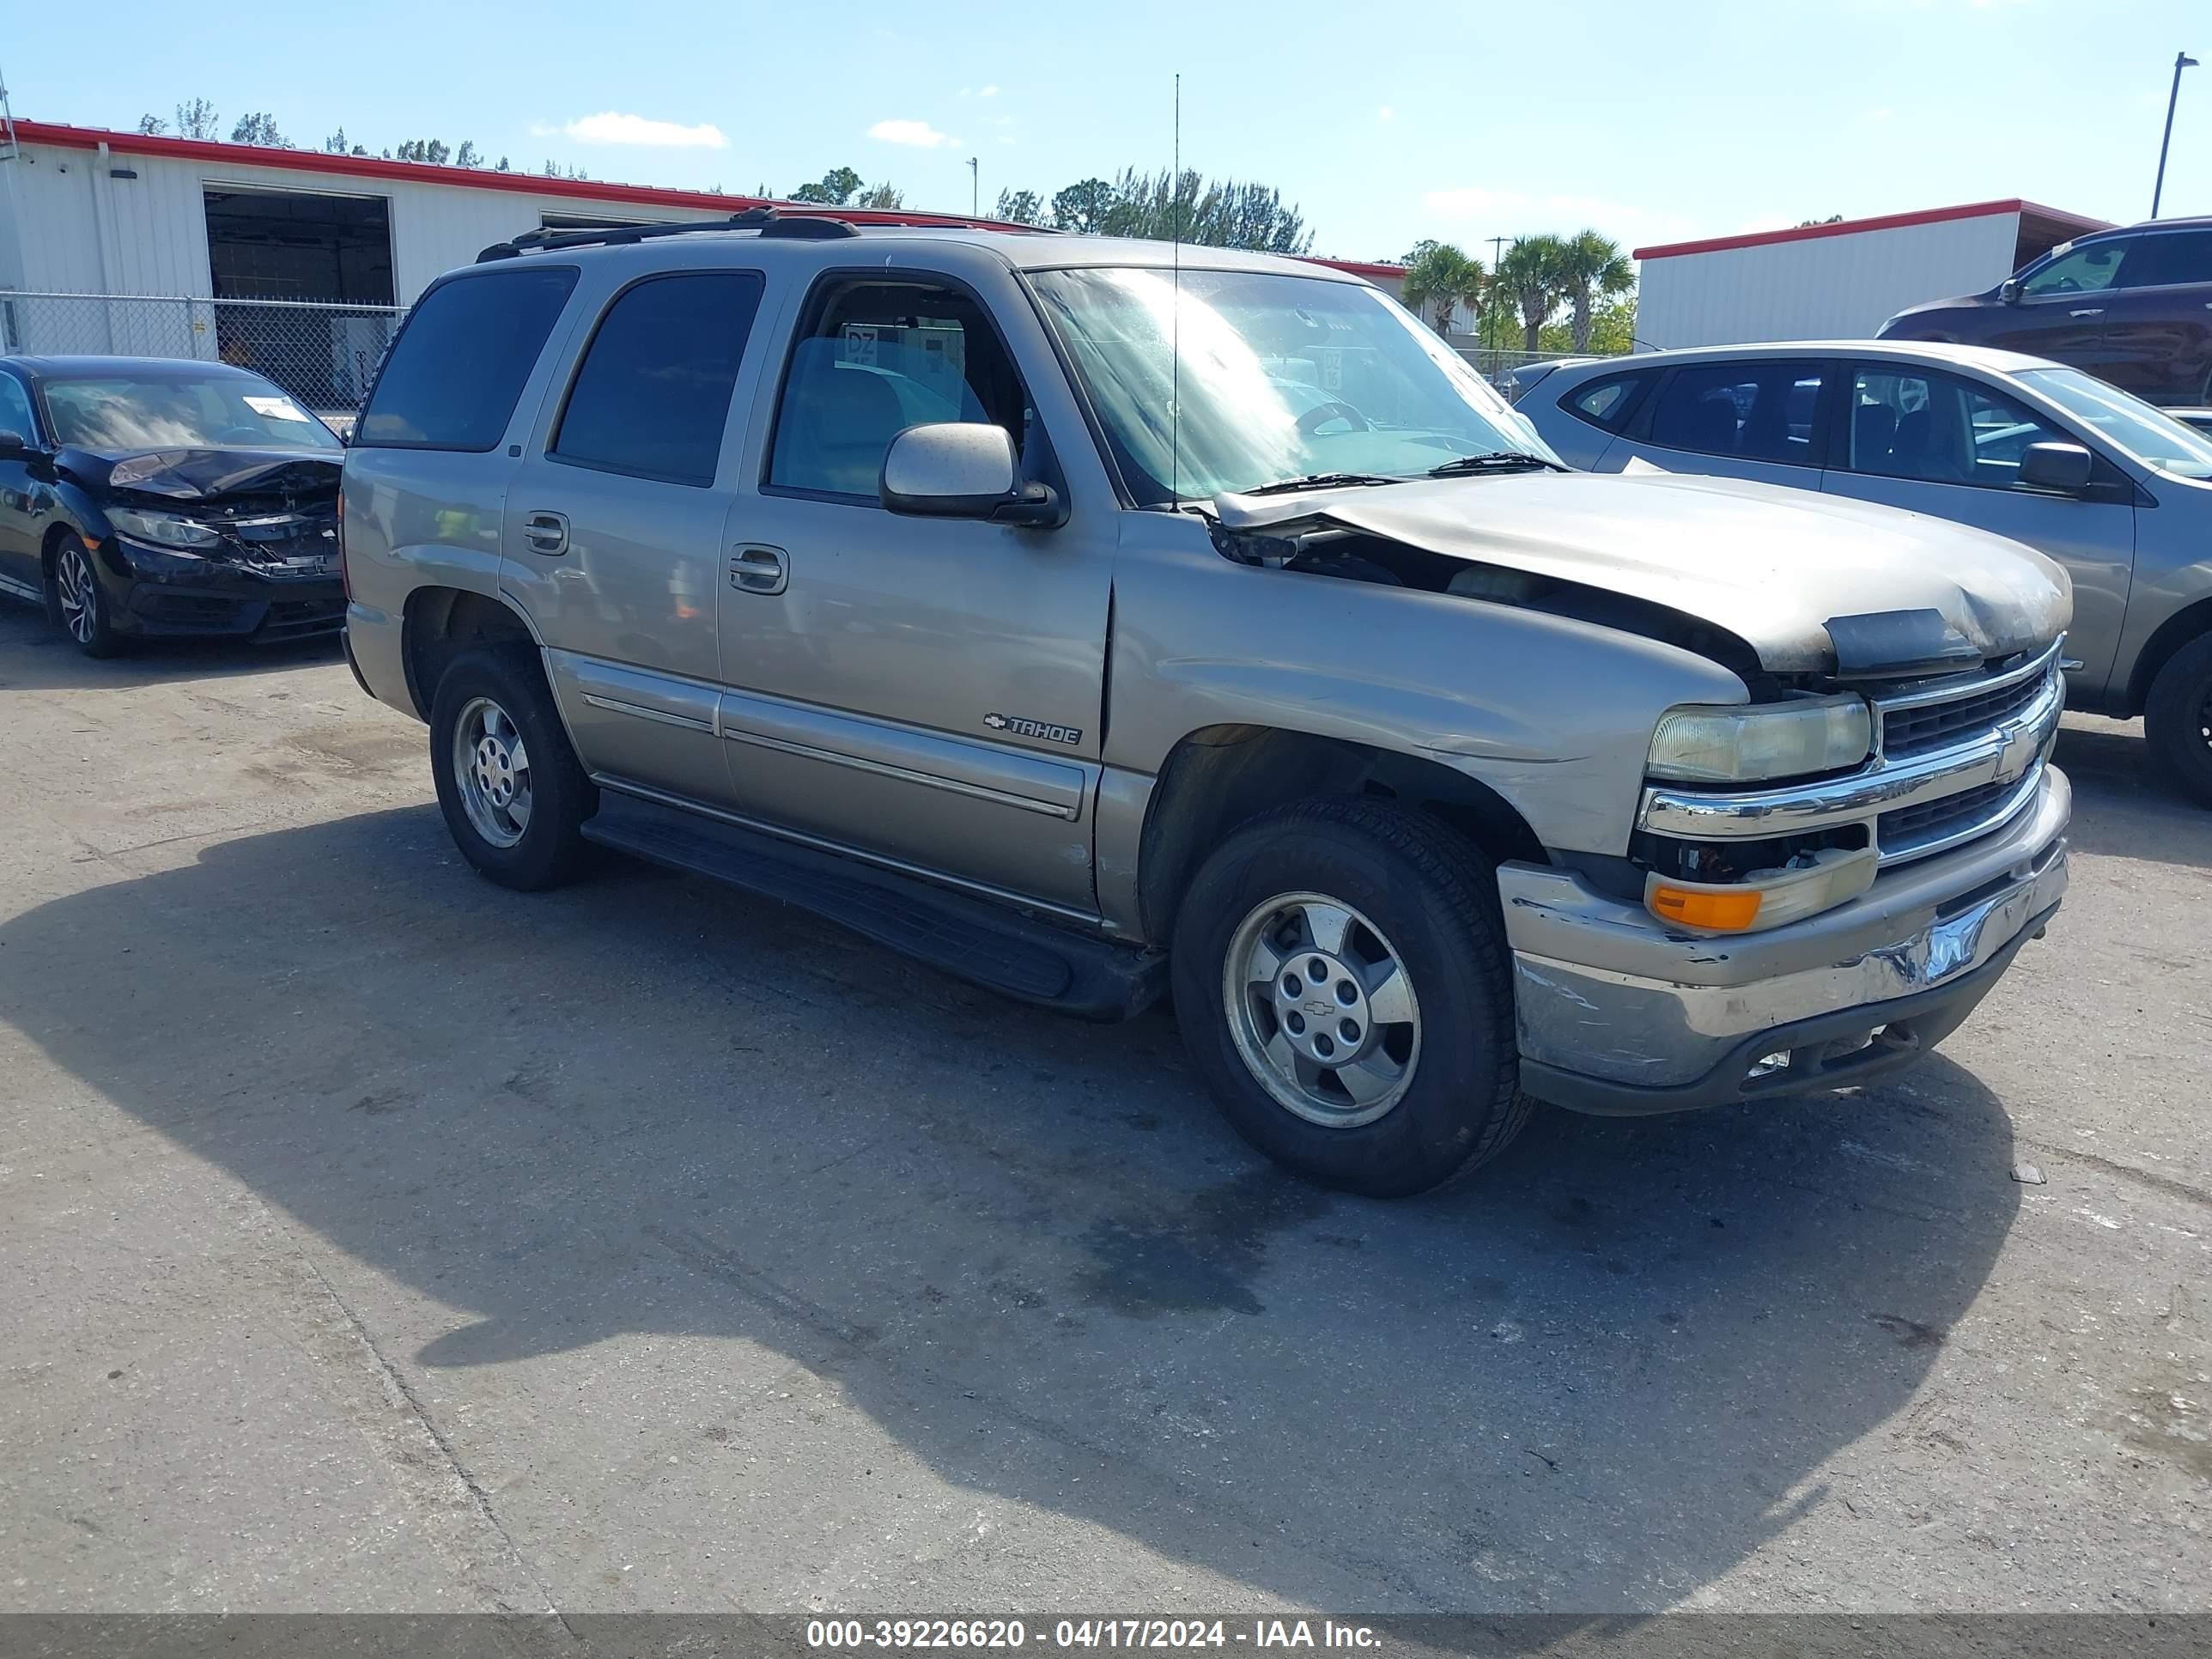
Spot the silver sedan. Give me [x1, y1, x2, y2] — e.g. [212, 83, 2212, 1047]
[1516, 340, 2212, 804]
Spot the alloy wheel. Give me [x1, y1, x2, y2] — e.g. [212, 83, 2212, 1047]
[451, 696, 534, 848]
[1222, 890, 1422, 1127]
[56, 547, 98, 646]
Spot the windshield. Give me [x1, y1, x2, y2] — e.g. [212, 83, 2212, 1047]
[39, 374, 340, 453]
[1028, 266, 1553, 502]
[2018, 367, 2212, 481]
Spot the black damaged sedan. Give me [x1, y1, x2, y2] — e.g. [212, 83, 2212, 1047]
[0, 356, 344, 657]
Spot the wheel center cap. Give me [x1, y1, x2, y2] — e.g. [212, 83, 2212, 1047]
[1273, 951, 1371, 1065]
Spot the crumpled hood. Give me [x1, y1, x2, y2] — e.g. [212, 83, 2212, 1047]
[1214, 470, 2071, 675]
[62, 445, 341, 505]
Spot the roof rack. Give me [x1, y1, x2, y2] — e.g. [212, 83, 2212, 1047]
[476, 206, 860, 263]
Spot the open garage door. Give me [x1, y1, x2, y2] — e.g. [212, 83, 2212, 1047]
[203, 185, 397, 410]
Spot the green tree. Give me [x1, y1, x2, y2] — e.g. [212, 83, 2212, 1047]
[1085, 167, 1313, 252]
[230, 112, 286, 147]
[790, 166, 864, 206]
[854, 182, 903, 209]
[1399, 240, 1485, 337]
[994, 187, 1045, 225]
[395, 138, 452, 165]
[1051, 178, 1115, 233]
[454, 141, 482, 168]
[1557, 229, 1634, 353]
[137, 113, 167, 136]
[174, 98, 221, 140]
[323, 128, 349, 155]
[1493, 234, 1571, 352]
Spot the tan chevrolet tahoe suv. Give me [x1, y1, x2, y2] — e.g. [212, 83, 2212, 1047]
[339, 210, 2072, 1195]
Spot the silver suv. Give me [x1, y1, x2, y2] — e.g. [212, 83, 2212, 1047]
[341, 212, 2072, 1195]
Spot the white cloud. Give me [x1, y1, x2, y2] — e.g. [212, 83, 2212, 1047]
[558, 111, 727, 149]
[1377, 105, 1395, 122]
[978, 84, 1000, 98]
[870, 118, 959, 149]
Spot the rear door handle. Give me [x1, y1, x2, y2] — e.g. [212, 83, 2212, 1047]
[2069, 308, 2104, 319]
[522, 510, 569, 556]
[729, 544, 787, 595]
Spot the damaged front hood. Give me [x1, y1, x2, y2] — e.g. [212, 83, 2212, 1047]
[1214, 471, 2071, 675]
[62, 445, 341, 504]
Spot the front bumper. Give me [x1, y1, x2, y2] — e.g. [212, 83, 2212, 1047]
[103, 541, 343, 642]
[1503, 764, 2070, 1115]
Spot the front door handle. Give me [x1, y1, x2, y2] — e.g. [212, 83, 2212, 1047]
[729, 544, 787, 596]
[522, 510, 569, 556]
[2069, 307, 2104, 319]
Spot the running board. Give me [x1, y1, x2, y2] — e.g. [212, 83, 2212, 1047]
[581, 793, 1166, 1022]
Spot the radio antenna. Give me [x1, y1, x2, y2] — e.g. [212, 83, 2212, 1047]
[1170, 71, 1182, 508]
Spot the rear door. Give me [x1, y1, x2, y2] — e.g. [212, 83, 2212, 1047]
[1820, 361, 2136, 696]
[2091, 228, 2212, 406]
[500, 267, 769, 811]
[1600, 357, 1831, 493]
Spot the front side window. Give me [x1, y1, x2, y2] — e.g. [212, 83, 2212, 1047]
[39, 372, 340, 451]
[1647, 362, 1823, 464]
[356, 266, 579, 451]
[1848, 368, 2066, 488]
[2020, 239, 2130, 299]
[1028, 265, 1547, 503]
[552, 271, 765, 487]
[0, 374, 36, 442]
[768, 276, 1027, 498]
[2019, 366, 2212, 480]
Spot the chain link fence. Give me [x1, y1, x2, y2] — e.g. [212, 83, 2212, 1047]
[1455, 346, 1610, 392]
[0, 292, 404, 419]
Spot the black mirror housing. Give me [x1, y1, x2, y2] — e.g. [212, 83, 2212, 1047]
[1998, 277, 2021, 305]
[2018, 441, 2094, 494]
[0, 429, 29, 459]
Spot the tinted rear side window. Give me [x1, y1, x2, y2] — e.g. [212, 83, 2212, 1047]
[1648, 362, 1824, 465]
[356, 266, 579, 451]
[552, 271, 766, 486]
[1567, 374, 1649, 431]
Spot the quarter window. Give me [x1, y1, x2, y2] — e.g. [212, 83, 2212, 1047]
[1847, 368, 2068, 489]
[552, 272, 765, 487]
[356, 266, 579, 451]
[1566, 374, 1645, 431]
[768, 276, 1032, 498]
[1647, 362, 1824, 465]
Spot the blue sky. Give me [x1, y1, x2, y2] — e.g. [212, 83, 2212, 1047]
[5, 0, 2206, 263]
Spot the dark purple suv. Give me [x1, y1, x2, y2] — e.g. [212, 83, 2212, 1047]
[1881, 218, 2212, 408]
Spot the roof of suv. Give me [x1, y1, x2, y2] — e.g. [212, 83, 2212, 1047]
[1546, 339, 2066, 380]
[465, 222, 1373, 284]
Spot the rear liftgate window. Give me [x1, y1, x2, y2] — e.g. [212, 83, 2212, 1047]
[355, 266, 579, 451]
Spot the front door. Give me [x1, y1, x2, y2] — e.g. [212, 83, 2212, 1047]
[716, 270, 1112, 914]
[1602, 357, 1831, 494]
[500, 268, 769, 811]
[1822, 362, 2135, 698]
[1986, 236, 2132, 365]
[0, 370, 47, 599]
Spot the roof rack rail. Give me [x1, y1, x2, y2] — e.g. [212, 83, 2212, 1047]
[475, 207, 859, 263]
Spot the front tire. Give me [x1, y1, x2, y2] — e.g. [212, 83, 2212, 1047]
[1170, 798, 1532, 1196]
[51, 541, 121, 658]
[428, 647, 597, 890]
[2144, 632, 2212, 807]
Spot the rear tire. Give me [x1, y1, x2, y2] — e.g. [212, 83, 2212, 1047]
[2144, 632, 2212, 807]
[428, 646, 597, 890]
[1170, 797, 1532, 1197]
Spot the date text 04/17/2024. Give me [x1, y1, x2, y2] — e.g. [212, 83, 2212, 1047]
[805, 1620, 1382, 1650]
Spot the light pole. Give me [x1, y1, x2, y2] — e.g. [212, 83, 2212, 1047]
[2153, 50, 2197, 218]
[968, 156, 979, 216]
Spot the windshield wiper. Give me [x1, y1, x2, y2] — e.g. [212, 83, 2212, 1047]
[1427, 451, 1566, 477]
[1238, 471, 1407, 497]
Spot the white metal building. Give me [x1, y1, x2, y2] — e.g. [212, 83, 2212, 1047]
[1634, 198, 2112, 351]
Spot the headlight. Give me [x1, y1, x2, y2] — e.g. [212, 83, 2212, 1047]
[1647, 696, 1872, 784]
[107, 508, 222, 552]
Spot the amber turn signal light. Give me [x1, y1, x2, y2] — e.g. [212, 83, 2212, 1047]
[1647, 884, 1764, 932]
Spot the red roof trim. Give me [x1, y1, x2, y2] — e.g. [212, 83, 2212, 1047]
[1632, 198, 2110, 262]
[1310, 258, 1405, 281]
[14, 118, 1404, 280]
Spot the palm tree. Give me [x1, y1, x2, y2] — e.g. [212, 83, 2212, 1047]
[1559, 230, 1635, 353]
[1492, 234, 1570, 353]
[1399, 240, 1486, 337]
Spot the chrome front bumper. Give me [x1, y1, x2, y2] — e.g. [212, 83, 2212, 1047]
[1503, 765, 2070, 1114]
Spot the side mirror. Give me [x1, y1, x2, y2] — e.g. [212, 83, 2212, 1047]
[879, 423, 1062, 527]
[1998, 277, 2022, 306]
[0, 429, 28, 459]
[2018, 441, 2094, 494]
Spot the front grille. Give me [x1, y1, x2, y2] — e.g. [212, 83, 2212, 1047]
[1879, 667, 2051, 760]
[1878, 775, 2030, 857]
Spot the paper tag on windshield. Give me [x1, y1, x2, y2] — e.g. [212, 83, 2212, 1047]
[1620, 454, 1673, 476]
[244, 395, 309, 422]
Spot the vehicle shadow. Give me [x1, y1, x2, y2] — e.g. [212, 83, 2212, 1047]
[2, 805, 2026, 1611]
[2053, 717, 2212, 865]
[0, 602, 343, 691]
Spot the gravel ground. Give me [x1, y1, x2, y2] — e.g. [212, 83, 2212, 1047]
[0, 602, 2205, 1616]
